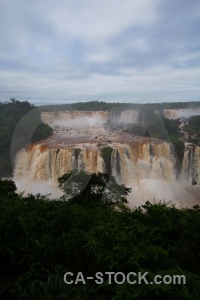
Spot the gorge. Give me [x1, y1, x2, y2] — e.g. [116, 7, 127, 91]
[13, 109, 200, 207]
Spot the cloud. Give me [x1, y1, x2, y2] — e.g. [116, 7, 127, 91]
[48, 0, 159, 42]
[0, 0, 199, 104]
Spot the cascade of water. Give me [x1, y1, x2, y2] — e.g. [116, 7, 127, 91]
[41, 110, 142, 128]
[14, 141, 177, 187]
[163, 109, 200, 120]
[182, 143, 200, 184]
[12, 109, 200, 205]
[41, 111, 109, 128]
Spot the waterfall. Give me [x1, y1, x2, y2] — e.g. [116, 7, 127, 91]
[14, 141, 176, 187]
[13, 110, 200, 204]
[163, 109, 200, 120]
[182, 143, 200, 184]
[41, 111, 109, 128]
[41, 110, 141, 128]
[108, 110, 140, 124]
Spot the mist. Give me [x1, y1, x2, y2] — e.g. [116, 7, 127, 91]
[164, 108, 200, 120]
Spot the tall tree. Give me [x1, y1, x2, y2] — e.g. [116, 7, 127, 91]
[58, 171, 131, 205]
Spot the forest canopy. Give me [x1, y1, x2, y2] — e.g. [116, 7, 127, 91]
[39, 100, 200, 112]
[0, 178, 200, 299]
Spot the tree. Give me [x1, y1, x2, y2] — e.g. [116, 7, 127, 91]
[0, 99, 53, 177]
[58, 171, 131, 206]
[0, 179, 17, 196]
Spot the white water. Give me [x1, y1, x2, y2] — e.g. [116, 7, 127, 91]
[163, 108, 200, 120]
[41, 110, 140, 128]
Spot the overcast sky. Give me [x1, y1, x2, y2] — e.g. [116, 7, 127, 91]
[0, 0, 199, 105]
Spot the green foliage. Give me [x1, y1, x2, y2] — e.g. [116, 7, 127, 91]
[146, 117, 181, 140]
[58, 170, 92, 201]
[124, 116, 181, 141]
[0, 99, 53, 176]
[58, 171, 131, 206]
[0, 178, 17, 196]
[0, 178, 200, 299]
[184, 116, 200, 145]
[39, 101, 200, 112]
[163, 118, 180, 136]
[31, 123, 53, 142]
[187, 116, 200, 131]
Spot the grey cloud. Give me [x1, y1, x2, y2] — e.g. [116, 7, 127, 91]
[0, 0, 199, 104]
